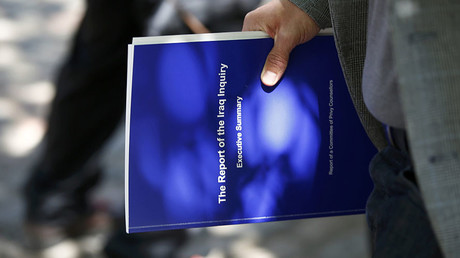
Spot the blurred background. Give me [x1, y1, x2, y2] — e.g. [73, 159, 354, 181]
[0, 0, 370, 257]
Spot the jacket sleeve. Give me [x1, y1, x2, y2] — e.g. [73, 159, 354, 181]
[390, 1, 460, 256]
[289, 0, 332, 29]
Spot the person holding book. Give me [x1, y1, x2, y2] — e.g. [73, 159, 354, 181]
[243, 0, 459, 257]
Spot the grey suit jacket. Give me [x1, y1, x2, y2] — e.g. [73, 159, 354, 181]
[291, 0, 460, 256]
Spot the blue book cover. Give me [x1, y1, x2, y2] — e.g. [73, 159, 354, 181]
[125, 31, 376, 233]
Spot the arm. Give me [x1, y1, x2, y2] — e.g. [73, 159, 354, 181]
[242, 0, 330, 86]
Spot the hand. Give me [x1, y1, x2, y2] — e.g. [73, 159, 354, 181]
[243, 0, 320, 86]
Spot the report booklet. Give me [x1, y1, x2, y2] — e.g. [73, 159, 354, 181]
[125, 31, 376, 233]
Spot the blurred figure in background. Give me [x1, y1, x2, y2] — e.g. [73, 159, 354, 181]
[22, 0, 260, 257]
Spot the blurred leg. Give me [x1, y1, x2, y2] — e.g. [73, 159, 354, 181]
[24, 0, 159, 235]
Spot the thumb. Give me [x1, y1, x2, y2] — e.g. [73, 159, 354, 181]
[261, 36, 295, 87]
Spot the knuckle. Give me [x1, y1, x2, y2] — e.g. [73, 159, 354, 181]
[243, 11, 256, 25]
[267, 52, 288, 72]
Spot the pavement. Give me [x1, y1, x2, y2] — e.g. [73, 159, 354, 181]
[0, 0, 371, 257]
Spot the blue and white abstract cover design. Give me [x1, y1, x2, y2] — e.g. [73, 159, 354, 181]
[125, 32, 376, 233]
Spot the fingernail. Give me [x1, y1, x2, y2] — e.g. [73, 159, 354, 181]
[262, 70, 278, 86]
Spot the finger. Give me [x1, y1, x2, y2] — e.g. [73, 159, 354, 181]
[242, 14, 254, 31]
[261, 35, 295, 86]
[242, 10, 263, 32]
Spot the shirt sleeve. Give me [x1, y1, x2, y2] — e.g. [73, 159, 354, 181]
[289, 0, 332, 29]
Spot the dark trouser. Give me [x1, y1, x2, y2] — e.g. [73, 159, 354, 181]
[366, 146, 443, 257]
[23, 0, 161, 227]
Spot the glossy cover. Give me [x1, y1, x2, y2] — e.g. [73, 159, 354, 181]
[125, 32, 375, 233]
